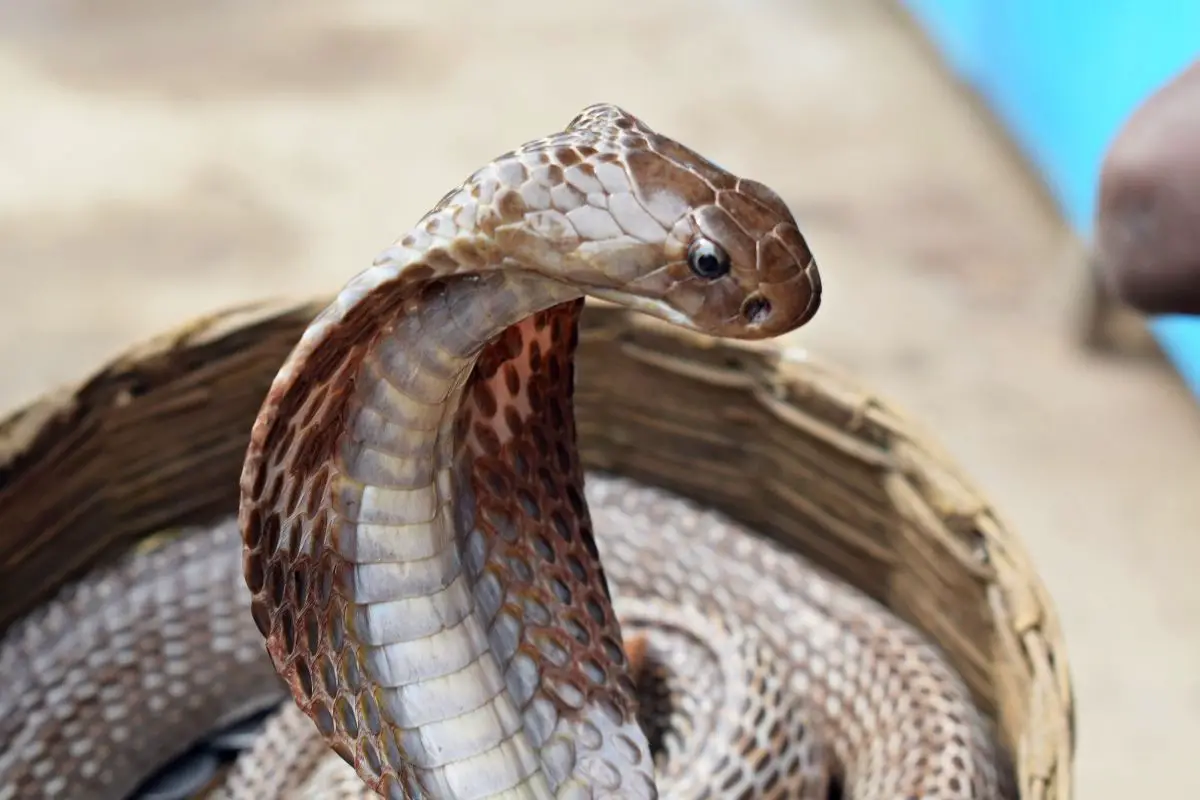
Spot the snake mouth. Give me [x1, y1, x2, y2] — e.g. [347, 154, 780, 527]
[580, 287, 707, 331]
[581, 280, 820, 340]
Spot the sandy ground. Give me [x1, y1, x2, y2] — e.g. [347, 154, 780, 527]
[1, 0, 1197, 795]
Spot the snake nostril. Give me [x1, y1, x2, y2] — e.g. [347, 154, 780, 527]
[742, 296, 772, 326]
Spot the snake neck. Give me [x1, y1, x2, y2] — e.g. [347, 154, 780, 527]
[243, 264, 655, 798]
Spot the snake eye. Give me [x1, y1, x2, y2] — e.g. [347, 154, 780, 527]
[687, 239, 731, 280]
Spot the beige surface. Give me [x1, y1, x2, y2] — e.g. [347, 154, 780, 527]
[0, 0, 1196, 796]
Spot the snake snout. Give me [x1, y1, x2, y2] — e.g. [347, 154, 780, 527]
[736, 262, 821, 339]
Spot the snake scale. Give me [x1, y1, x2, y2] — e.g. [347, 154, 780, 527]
[0, 104, 1009, 799]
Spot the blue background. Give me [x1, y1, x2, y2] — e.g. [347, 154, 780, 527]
[902, 0, 1200, 393]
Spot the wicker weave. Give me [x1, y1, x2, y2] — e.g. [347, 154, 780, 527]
[0, 297, 1074, 799]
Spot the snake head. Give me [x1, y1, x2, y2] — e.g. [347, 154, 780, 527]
[558, 104, 823, 340]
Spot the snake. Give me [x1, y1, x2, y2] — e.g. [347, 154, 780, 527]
[0, 104, 1010, 799]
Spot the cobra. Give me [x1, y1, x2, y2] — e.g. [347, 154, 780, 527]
[0, 104, 1009, 799]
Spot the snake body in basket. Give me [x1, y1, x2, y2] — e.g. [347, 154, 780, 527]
[0, 105, 1008, 798]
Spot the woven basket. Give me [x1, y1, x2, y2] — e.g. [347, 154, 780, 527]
[0, 297, 1074, 799]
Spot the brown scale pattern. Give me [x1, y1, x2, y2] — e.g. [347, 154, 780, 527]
[457, 299, 642, 730]
[592, 474, 1009, 799]
[222, 467, 1010, 798]
[240, 294, 645, 798]
[0, 523, 283, 800]
[240, 283, 444, 799]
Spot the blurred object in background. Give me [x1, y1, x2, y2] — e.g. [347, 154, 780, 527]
[1095, 59, 1200, 317]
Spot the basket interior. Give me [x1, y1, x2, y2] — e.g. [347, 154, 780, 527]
[0, 297, 1074, 798]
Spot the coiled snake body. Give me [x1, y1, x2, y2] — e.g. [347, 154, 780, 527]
[0, 105, 1008, 799]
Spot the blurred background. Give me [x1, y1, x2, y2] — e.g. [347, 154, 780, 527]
[1, 0, 1198, 796]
